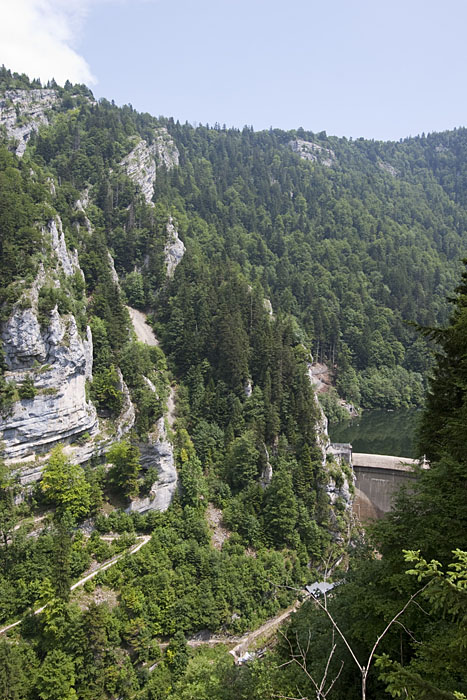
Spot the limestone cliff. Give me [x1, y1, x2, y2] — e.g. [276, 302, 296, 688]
[125, 310, 177, 513]
[120, 127, 179, 204]
[164, 217, 186, 277]
[0, 89, 60, 157]
[1, 216, 98, 465]
[289, 138, 336, 167]
[127, 416, 178, 514]
[120, 130, 185, 277]
[306, 361, 354, 541]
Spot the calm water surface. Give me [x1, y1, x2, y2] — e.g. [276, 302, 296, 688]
[329, 409, 421, 458]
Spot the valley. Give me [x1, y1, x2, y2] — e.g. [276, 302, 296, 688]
[0, 66, 466, 700]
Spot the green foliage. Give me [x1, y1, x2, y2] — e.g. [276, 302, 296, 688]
[36, 648, 77, 700]
[123, 270, 145, 308]
[17, 374, 36, 400]
[0, 146, 44, 317]
[318, 389, 351, 424]
[376, 550, 467, 699]
[225, 430, 260, 491]
[179, 454, 207, 508]
[90, 365, 124, 416]
[166, 631, 189, 681]
[7, 76, 467, 700]
[0, 638, 38, 700]
[263, 470, 298, 548]
[0, 369, 16, 415]
[40, 445, 91, 520]
[107, 440, 141, 500]
[38, 284, 72, 326]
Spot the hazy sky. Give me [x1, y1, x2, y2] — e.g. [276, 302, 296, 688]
[2, 0, 467, 140]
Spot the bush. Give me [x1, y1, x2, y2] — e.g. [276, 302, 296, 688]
[18, 374, 36, 400]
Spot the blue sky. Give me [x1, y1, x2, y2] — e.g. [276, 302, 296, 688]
[2, 0, 467, 140]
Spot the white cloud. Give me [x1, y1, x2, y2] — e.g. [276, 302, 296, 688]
[0, 0, 97, 86]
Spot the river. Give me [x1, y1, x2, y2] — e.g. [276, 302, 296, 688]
[329, 409, 420, 458]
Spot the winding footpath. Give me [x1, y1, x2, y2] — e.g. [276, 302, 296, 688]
[0, 535, 151, 636]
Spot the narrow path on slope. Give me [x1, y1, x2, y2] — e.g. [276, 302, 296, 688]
[153, 595, 309, 666]
[127, 307, 159, 346]
[228, 598, 304, 660]
[0, 535, 151, 636]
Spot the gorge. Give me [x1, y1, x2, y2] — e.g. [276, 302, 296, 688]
[0, 67, 466, 700]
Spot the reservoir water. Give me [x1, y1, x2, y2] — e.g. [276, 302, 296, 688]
[329, 409, 420, 458]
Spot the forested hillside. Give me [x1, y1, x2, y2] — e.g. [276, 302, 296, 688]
[1, 66, 467, 700]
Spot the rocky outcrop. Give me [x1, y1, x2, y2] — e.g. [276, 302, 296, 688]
[263, 298, 274, 317]
[0, 89, 60, 156]
[153, 127, 180, 169]
[259, 443, 273, 487]
[1, 215, 98, 464]
[1, 309, 98, 462]
[120, 132, 184, 277]
[164, 217, 185, 277]
[304, 361, 354, 542]
[378, 160, 398, 177]
[306, 362, 330, 462]
[121, 139, 158, 204]
[120, 128, 179, 204]
[124, 311, 177, 513]
[49, 217, 81, 277]
[127, 417, 178, 514]
[114, 369, 136, 439]
[289, 139, 336, 167]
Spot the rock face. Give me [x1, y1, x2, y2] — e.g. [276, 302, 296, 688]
[0, 216, 98, 464]
[0, 89, 60, 157]
[306, 362, 330, 462]
[120, 131, 184, 277]
[164, 217, 185, 277]
[259, 443, 273, 487]
[125, 311, 177, 514]
[49, 217, 81, 277]
[121, 127, 179, 204]
[378, 160, 398, 177]
[127, 417, 178, 514]
[305, 361, 354, 541]
[289, 139, 336, 167]
[1, 309, 98, 463]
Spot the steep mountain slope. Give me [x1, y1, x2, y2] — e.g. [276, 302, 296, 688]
[1, 67, 467, 700]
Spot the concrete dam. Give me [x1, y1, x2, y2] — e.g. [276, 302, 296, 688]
[330, 444, 422, 520]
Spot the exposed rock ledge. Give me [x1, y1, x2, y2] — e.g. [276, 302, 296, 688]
[1, 309, 98, 462]
[164, 217, 186, 277]
[0, 89, 59, 157]
[289, 139, 336, 167]
[0, 214, 98, 465]
[306, 361, 354, 539]
[119, 131, 185, 277]
[120, 128, 179, 204]
[127, 416, 178, 514]
[125, 305, 178, 513]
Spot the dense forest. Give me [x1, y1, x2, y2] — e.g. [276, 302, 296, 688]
[1, 66, 467, 699]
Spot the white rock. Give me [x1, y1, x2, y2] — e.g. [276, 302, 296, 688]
[244, 379, 253, 398]
[289, 139, 336, 167]
[115, 368, 136, 439]
[0, 89, 59, 156]
[120, 127, 179, 204]
[378, 160, 398, 177]
[48, 218, 79, 277]
[126, 417, 178, 514]
[164, 217, 185, 277]
[1, 310, 98, 461]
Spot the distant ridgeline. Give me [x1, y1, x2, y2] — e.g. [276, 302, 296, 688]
[3, 68, 467, 413]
